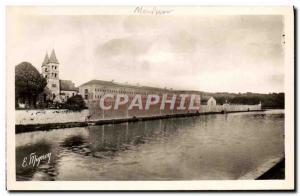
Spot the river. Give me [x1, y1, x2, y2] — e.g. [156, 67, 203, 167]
[16, 109, 284, 181]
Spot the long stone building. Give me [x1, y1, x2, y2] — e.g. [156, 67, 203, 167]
[78, 79, 201, 101]
[78, 79, 202, 120]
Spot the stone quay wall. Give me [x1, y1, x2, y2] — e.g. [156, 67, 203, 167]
[16, 109, 89, 125]
[16, 104, 261, 125]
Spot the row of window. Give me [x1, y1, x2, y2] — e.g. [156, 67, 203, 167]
[93, 88, 163, 96]
[92, 94, 195, 100]
[83, 88, 197, 100]
[45, 73, 57, 79]
[44, 66, 58, 72]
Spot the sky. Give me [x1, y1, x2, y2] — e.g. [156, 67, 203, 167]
[8, 14, 285, 93]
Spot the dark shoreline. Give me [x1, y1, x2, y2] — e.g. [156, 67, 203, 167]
[15, 110, 264, 133]
[256, 158, 285, 180]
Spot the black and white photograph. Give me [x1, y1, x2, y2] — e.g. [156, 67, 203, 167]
[6, 6, 294, 190]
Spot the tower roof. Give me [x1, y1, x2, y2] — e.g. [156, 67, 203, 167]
[49, 49, 59, 64]
[42, 53, 50, 66]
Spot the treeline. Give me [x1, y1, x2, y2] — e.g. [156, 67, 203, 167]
[201, 92, 284, 109]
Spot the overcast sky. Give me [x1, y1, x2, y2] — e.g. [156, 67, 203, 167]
[9, 14, 285, 93]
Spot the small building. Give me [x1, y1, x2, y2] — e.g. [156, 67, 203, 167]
[207, 97, 217, 106]
[59, 80, 79, 103]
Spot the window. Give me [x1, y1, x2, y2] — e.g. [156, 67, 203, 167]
[84, 89, 88, 94]
[54, 73, 57, 78]
[85, 95, 88, 99]
[52, 84, 56, 88]
[45, 68, 48, 72]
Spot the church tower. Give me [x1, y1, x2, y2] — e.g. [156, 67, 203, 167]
[42, 49, 60, 101]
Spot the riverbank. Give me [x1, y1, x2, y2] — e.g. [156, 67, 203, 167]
[257, 158, 285, 179]
[15, 109, 264, 133]
[239, 157, 284, 180]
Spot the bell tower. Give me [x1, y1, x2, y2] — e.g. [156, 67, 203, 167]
[41, 49, 60, 101]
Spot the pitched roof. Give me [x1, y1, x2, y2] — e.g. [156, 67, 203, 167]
[208, 97, 216, 101]
[79, 80, 118, 87]
[79, 79, 201, 94]
[42, 53, 50, 66]
[79, 80, 141, 90]
[60, 80, 78, 91]
[49, 49, 59, 64]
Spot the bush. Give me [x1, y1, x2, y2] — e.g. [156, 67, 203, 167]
[64, 95, 86, 111]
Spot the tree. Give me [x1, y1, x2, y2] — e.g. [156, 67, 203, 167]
[203, 92, 284, 109]
[15, 62, 47, 108]
[64, 95, 86, 111]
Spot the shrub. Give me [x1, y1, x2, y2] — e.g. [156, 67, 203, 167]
[64, 95, 86, 111]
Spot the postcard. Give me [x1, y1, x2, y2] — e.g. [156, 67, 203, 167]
[6, 6, 294, 190]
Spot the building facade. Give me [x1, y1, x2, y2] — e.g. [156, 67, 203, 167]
[207, 97, 217, 106]
[41, 49, 78, 103]
[79, 80, 201, 101]
[79, 79, 201, 109]
[78, 80, 201, 120]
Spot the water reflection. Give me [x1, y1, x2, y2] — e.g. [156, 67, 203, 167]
[87, 118, 193, 157]
[16, 110, 284, 181]
[16, 141, 60, 181]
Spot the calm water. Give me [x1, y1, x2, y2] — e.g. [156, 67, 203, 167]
[16, 110, 284, 181]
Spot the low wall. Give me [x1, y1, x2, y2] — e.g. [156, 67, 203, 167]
[16, 104, 261, 125]
[16, 109, 89, 125]
[200, 104, 261, 113]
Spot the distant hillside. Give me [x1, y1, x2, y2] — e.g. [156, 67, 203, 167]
[199, 92, 284, 109]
